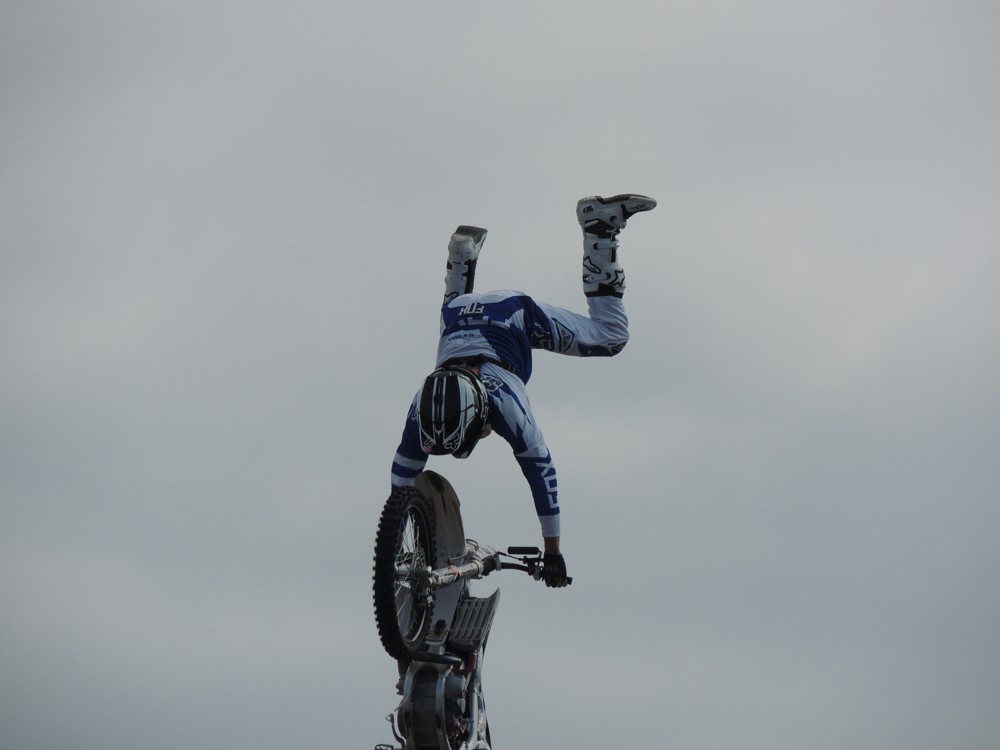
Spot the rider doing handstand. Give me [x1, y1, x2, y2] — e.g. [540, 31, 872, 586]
[390, 194, 656, 587]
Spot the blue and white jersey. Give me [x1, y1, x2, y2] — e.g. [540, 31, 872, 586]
[391, 290, 629, 538]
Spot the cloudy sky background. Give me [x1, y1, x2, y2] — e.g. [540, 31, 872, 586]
[2, 1, 998, 748]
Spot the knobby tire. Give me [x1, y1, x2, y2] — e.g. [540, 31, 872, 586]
[372, 487, 436, 662]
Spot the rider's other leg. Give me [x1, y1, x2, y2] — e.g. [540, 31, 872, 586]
[577, 194, 656, 299]
[443, 225, 488, 304]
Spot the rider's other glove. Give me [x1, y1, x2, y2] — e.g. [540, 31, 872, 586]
[542, 552, 569, 588]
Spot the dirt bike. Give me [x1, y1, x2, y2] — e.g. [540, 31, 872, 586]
[371, 471, 569, 750]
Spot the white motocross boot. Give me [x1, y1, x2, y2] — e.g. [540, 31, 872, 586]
[443, 225, 487, 303]
[577, 194, 656, 298]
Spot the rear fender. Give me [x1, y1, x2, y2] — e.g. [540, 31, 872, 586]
[415, 470, 466, 566]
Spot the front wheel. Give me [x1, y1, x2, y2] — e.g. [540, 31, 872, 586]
[373, 487, 436, 661]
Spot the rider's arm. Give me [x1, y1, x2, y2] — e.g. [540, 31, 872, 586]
[512, 449, 560, 539]
[480, 366, 562, 540]
[391, 394, 428, 489]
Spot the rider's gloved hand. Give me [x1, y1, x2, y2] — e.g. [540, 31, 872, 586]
[542, 552, 569, 588]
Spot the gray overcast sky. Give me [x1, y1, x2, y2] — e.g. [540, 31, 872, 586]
[1, 1, 998, 748]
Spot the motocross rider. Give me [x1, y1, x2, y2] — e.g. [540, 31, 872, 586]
[390, 194, 656, 588]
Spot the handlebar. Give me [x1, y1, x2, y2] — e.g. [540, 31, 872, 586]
[400, 542, 572, 588]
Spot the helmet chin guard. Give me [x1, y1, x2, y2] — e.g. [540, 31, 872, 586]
[417, 366, 490, 458]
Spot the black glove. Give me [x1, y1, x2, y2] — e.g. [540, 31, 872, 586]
[542, 552, 570, 588]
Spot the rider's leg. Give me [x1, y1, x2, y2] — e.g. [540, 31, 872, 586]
[522, 194, 655, 357]
[530, 295, 630, 357]
[443, 225, 487, 304]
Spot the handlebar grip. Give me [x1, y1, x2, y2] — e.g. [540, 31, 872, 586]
[507, 546, 541, 555]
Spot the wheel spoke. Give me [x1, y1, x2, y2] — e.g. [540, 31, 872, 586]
[391, 509, 429, 641]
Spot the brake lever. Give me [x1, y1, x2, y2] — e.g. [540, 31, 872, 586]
[502, 547, 572, 585]
[506, 546, 541, 556]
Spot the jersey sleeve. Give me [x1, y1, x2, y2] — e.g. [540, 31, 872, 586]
[513, 449, 560, 538]
[391, 392, 428, 488]
[481, 366, 561, 538]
